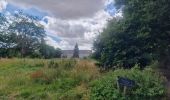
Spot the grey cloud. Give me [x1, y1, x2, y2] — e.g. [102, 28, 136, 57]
[63, 38, 92, 45]
[60, 37, 93, 50]
[52, 23, 87, 38]
[45, 10, 111, 50]
[6, 0, 111, 50]
[8, 0, 105, 19]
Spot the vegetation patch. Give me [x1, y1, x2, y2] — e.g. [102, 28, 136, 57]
[90, 66, 166, 100]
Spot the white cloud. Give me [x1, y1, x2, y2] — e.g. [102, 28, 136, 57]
[7, 0, 105, 19]
[114, 11, 123, 18]
[44, 10, 112, 50]
[0, 0, 7, 12]
[5, 0, 115, 50]
[105, 0, 114, 5]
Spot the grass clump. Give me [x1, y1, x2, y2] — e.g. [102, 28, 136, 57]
[47, 60, 59, 68]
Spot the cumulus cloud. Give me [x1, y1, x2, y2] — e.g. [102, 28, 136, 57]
[44, 10, 112, 50]
[7, 0, 105, 19]
[5, 0, 116, 50]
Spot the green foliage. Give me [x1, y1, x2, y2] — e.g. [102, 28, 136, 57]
[40, 41, 62, 59]
[93, 0, 170, 69]
[90, 67, 166, 100]
[0, 13, 62, 59]
[0, 59, 167, 99]
[7, 13, 45, 57]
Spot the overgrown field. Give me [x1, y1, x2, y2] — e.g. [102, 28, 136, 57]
[0, 59, 167, 100]
[0, 58, 100, 100]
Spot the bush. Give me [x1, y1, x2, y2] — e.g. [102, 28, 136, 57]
[90, 67, 166, 100]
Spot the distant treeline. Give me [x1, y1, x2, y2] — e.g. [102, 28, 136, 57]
[0, 13, 61, 58]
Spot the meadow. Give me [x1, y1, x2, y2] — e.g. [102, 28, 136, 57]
[0, 58, 100, 100]
[0, 59, 166, 100]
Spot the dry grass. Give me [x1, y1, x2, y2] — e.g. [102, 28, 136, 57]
[71, 60, 100, 82]
[0, 58, 101, 100]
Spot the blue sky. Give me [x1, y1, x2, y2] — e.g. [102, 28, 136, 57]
[0, 0, 118, 50]
[4, 3, 48, 21]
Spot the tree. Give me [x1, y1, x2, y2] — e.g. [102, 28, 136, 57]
[40, 40, 62, 59]
[93, 0, 170, 69]
[0, 14, 18, 57]
[0, 12, 63, 58]
[8, 13, 46, 57]
[0, 12, 47, 58]
[73, 43, 79, 58]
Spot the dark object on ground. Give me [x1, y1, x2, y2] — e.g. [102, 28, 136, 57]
[118, 76, 135, 88]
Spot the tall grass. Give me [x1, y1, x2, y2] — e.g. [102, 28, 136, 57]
[0, 59, 165, 99]
[0, 58, 100, 100]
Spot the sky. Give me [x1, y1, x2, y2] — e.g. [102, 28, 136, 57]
[0, 0, 120, 50]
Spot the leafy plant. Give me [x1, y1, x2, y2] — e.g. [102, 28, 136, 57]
[90, 67, 166, 100]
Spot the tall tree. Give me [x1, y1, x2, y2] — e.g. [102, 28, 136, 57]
[0, 14, 18, 57]
[73, 43, 79, 58]
[93, 0, 170, 69]
[0, 12, 63, 58]
[8, 13, 46, 57]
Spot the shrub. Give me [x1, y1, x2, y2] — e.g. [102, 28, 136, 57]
[90, 67, 166, 100]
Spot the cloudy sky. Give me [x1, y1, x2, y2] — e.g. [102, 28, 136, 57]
[0, 0, 119, 50]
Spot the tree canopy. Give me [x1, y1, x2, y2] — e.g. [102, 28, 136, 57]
[0, 13, 61, 58]
[93, 0, 170, 69]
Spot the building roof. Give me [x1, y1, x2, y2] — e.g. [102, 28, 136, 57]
[62, 50, 92, 54]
